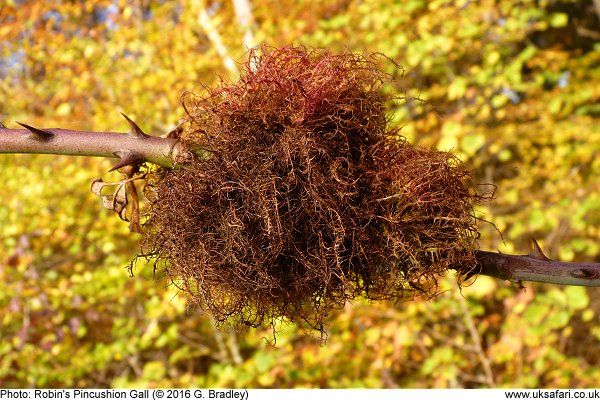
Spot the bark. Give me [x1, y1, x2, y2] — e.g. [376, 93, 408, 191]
[474, 239, 600, 287]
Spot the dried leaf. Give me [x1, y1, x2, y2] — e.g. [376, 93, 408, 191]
[90, 178, 108, 196]
[90, 176, 145, 231]
[112, 184, 129, 222]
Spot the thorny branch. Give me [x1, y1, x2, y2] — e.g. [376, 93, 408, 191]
[2, 115, 600, 290]
[0, 114, 189, 169]
[2, 117, 600, 289]
[473, 238, 600, 287]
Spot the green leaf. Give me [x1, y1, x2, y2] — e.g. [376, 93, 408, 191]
[523, 303, 550, 324]
[461, 133, 486, 156]
[564, 286, 589, 311]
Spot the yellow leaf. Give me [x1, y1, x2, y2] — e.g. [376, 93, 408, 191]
[123, 6, 133, 19]
[466, 275, 497, 299]
[56, 103, 72, 117]
[84, 45, 95, 59]
[550, 13, 569, 28]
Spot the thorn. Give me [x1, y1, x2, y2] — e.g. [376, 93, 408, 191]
[529, 237, 550, 261]
[0, 121, 6, 129]
[16, 121, 54, 141]
[120, 113, 148, 139]
[109, 150, 144, 172]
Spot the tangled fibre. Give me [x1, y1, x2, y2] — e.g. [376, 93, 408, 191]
[142, 45, 486, 334]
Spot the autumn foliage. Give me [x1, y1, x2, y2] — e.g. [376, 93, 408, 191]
[2, 0, 600, 389]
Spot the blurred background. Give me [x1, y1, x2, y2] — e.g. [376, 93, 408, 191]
[1, 0, 599, 388]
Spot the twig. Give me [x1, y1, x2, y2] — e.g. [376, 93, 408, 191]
[233, 0, 256, 51]
[195, 1, 239, 76]
[455, 288, 495, 386]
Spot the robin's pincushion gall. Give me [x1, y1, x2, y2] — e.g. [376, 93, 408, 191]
[141, 45, 485, 335]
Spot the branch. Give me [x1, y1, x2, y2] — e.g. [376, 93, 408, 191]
[196, 1, 239, 76]
[0, 114, 188, 169]
[474, 239, 600, 287]
[3, 116, 599, 288]
[233, 0, 256, 50]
